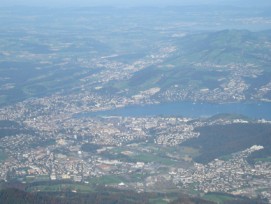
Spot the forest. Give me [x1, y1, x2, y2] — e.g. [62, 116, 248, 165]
[181, 123, 271, 164]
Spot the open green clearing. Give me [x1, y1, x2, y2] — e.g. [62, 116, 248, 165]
[88, 175, 124, 185]
[131, 152, 177, 165]
[203, 193, 235, 204]
[28, 183, 95, 193]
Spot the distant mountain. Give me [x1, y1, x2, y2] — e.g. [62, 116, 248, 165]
[175, 29, 271, 64]
[109, 30, 271, 102]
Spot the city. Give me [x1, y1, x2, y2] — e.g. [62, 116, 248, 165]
[0, 4, 271, 204]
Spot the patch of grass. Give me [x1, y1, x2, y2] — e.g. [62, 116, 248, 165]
[25, 176, 36, 183]
[149, 198, 168, 204]
[110, 147, 125, 154]
[29, 183, 95, 193]
[203, 193, 235, 204]
[88, 175, 124, 185]
[131, 152, 177, 165]
[129, 173, 148, 182]
[35, 175, 50, 181]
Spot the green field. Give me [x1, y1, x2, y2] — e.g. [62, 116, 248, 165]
[203, 193, 235, 204]
[131, 152, 177, 165]
[28, 183, 95, 193]
[88, 175, 124, 185]
[149, 197, 174, 204]
[28, 175, 126, 193]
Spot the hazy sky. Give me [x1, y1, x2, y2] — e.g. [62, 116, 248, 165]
[0, 0, 204, 7]
[0, 0, 270, 8]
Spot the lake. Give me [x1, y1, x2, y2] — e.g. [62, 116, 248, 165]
[76, 102, 271, 119]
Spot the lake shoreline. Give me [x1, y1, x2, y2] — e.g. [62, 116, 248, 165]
[74, 101, 271, 120]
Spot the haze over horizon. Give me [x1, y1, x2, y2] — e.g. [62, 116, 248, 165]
[1, 0, 270, 8]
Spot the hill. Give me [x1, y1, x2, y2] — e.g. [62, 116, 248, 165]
[0, 187, 215, 204]
[181, 122, 271, 164]
[109, 30, 271, 103]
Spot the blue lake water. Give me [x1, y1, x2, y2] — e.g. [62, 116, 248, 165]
[77, 102, 271, 119]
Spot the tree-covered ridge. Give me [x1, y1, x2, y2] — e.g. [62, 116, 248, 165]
[0, 187, 213, 204]
[181, 123, 271, 164]
[0, 188, 62, 204]
[0, 187, 266, 204]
